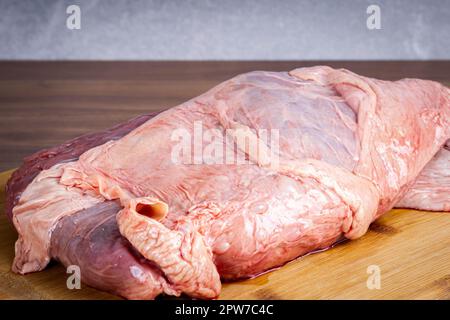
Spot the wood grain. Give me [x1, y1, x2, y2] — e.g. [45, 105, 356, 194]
[0, 61, 449, 171]
[0, 170, 449, 300]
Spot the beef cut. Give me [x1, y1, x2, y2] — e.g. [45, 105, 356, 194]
[5, 66, 450, 299]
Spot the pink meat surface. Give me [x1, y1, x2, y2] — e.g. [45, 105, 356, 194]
[396, 141, 450, 212]
[7, 66, 450, 299]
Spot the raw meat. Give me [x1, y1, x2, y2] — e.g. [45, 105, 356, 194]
[396, 141, 450, 211]
[5, 66, 450, 299]
[50, 201, 179, 299]
[5, 114, 155, 221]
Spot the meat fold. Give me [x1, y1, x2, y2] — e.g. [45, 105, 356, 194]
[396, 141, 450, 212]
[6, 66, 450, 299]
[5, 114, 155, 222]
[50, 201, 179, 299]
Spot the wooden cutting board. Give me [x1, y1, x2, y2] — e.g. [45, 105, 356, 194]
[0, 169, 449, 300]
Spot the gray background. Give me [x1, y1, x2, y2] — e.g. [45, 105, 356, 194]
[0, 0, 449, 60]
